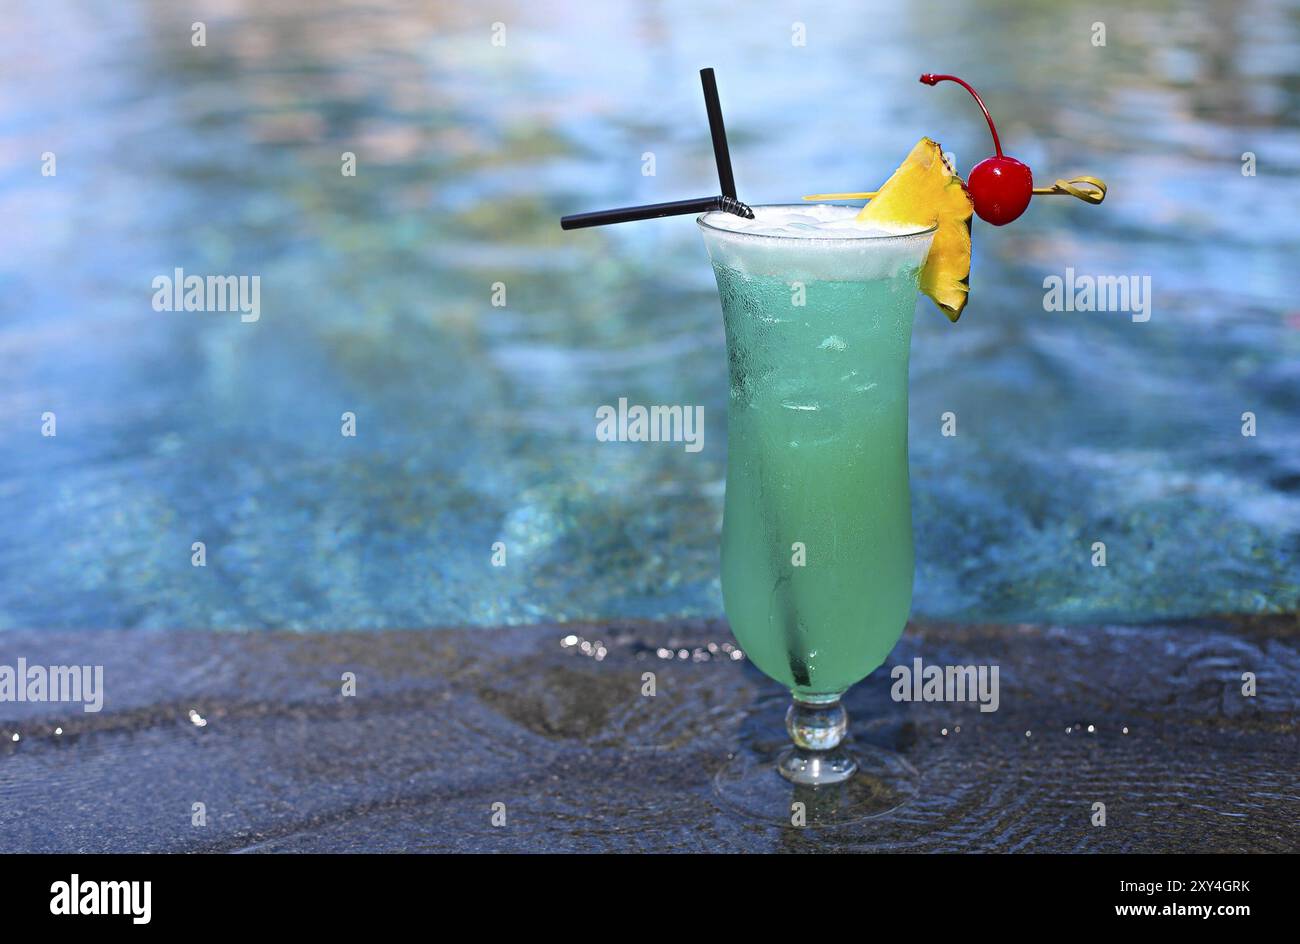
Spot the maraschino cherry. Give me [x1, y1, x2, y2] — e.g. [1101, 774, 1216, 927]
[920, 73, 1033, 226]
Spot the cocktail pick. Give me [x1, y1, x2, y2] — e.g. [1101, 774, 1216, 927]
[804, 72, 1107, 215]
[560, 68, 754, 230]
[802, 175, 1107, 205]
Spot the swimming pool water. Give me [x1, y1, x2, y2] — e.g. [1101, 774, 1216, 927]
[1, 0, 1296, 630]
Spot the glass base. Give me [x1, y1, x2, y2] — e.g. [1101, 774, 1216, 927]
[776, 744, 857, 784]
[713, 695, 918, 826]
[714, 743, 918, 826]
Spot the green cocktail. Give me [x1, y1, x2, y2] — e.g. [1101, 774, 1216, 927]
[560, 65, 1099, 825]
[700, 204, 935, 794]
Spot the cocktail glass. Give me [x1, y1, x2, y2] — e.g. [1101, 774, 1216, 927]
[699, 205, 935, 824]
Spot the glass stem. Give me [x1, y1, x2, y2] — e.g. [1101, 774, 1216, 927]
[777, 695, 857, 785]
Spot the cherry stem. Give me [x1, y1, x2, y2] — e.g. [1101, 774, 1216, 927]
[920, 73, 1003, 158]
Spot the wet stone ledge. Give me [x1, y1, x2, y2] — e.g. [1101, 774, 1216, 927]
[0, 616, 1296, 853]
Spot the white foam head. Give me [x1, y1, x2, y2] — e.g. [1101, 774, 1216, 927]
[698, 204, 935, 281]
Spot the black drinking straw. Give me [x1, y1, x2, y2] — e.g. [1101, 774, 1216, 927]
[559, 68, 753, 230]
[699, 68, 737, 199]
[561, 194, 750, 230]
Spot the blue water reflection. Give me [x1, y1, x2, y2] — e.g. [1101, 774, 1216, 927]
[1, 0, 1296, 629]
